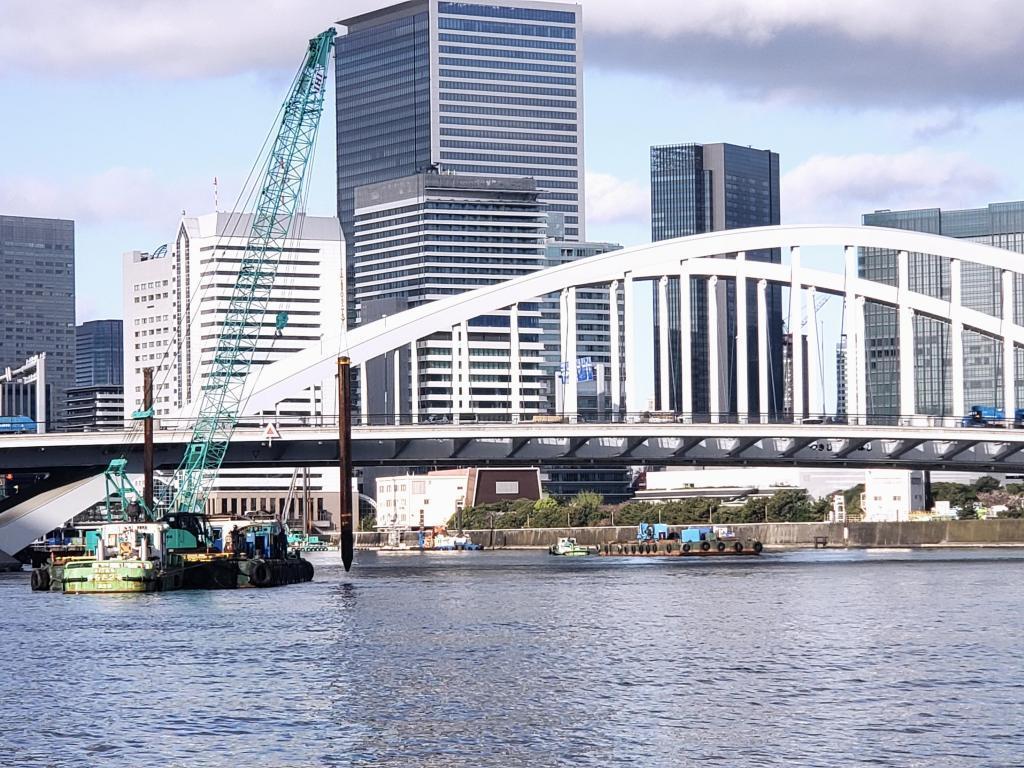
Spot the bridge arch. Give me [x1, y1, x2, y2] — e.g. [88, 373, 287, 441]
[239, 224, 1024, 425]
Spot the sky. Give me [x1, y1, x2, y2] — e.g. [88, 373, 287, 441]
[3, 0, 1024, 399]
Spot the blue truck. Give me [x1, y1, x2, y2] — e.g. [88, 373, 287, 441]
[0, 415, 37, 434]
[963, 406, 1024, 428]
[637, 522, 670, 541]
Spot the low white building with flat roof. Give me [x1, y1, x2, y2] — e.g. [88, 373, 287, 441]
[862, 469, 927, 522]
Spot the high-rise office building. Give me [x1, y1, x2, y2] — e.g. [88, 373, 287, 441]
[649, 143, 783, 418]
[336, 0, 584, 325]
[862, 202, 1024, 418]
[66, 319, 125, 431]
[75, 320, 123, 387]
[0, 215, 75, 428]
[353, 171, 549, 420]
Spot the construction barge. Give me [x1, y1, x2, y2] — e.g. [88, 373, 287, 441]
[30, 515, 313, 593]
[598, 524, 764, 557]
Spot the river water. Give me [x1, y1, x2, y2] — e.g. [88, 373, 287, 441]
[2, 548, 1023, 767]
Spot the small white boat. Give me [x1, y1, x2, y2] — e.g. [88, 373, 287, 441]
[548, 537, 595, 556]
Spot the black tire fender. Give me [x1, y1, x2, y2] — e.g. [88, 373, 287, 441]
[682, 543, 691, 553]
[717, 542, 726, 553]
[700, 541, 710, 552]
[31, 568, 50, 591]
[251, 560, 272, 587]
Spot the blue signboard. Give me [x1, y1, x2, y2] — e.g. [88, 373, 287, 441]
[576, 356, 595, 382]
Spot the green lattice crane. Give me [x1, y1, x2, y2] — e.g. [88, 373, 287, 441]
[162, 28, 335, 520]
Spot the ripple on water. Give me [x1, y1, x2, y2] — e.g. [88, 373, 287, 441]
[2, 548, 1023, 767]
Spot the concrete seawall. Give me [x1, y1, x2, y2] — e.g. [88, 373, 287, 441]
[356, 520, 1024, 549]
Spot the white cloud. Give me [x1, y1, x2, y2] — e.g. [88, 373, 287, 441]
[911, 110, 975, 142]
[0, 0, 336, 78]
[585, 171, 649, 228]
[3, 1, 1023, 105]
[583, 0, 1024, 105]
[781, 150, 1005, 225]
[0, 167, 208, 226]
[584, 0, 1023, 52]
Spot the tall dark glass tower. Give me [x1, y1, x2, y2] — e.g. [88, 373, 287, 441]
[862, 202, 1024, 419]
[649, 143, 783, 417]
[0, 214, 75, 428]
[75, 319, 123, 387]
[336, 0, 584, 326]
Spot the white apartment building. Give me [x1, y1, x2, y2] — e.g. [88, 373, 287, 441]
[123, 212, 345, 526]
[123, 247, 179, 419]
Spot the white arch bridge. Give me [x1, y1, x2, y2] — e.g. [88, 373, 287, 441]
[245, 223, 1024, 427]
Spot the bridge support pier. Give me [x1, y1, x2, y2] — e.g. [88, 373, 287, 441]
[561, 287, 578, 421]
[609, 280, 621, 421]
[680, 265, 692, 421]
[736, 253, 748, 423]
[757, 278, 768, 425]
[510, 303, 522, 423]
[708, 276, 721, 423]
[951, 259, 964, 422]
[789, 246, 804, 423]
[624, 272, 638, 417]
[806, 286, 822, 419]
[657, 276, 670, 413]
[897, 251, 916, 423]
[1003, 269, 1016, 421]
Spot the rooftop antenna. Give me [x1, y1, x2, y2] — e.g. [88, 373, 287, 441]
[213, 176, 219, 212]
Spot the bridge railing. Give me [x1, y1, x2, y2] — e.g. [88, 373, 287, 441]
[117, 411, 998, 433]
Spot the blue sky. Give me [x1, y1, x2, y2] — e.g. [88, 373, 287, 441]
[3, 0, 1024, 373]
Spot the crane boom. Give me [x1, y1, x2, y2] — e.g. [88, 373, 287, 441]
[167, 28, 335, 517]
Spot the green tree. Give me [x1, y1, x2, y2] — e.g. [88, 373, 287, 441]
[567, 491, 603, 526]
[531, 495, 565, 528]
[765, 489, 822, 522]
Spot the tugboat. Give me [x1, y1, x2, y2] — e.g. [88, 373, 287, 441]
[57, 520, 186, 594]
[431, 531, 482, 551]
[548, 537, 596, 556]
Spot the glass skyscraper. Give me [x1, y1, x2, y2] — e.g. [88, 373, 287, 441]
[649, 143, 783, 418]
[75, 319, 123, 387]
[336, 0, 584, 326]
[0, 214, 75, 428]
[862, 202, 1024, 418]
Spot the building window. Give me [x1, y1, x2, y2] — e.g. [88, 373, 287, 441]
[495, 481, 520, 495]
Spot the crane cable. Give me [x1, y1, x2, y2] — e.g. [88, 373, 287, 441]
[110, 55, 311, 487]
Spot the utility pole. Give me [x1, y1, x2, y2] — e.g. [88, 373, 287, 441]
[337, 356, 354, 571]
[143, 367, 154, 513]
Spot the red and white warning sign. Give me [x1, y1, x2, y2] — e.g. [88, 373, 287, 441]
[262, 422, 281, 444]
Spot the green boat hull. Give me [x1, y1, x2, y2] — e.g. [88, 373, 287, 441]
[61, 558, 184, 594]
